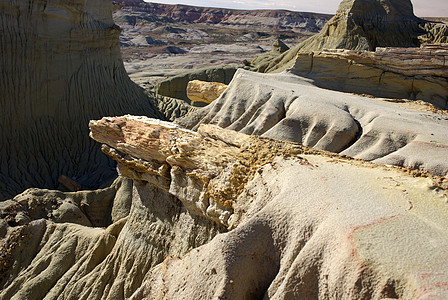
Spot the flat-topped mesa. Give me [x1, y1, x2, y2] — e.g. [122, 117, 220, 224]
[116, 0, 331, 32]
[290, 45, 448, 107]
[0, 0, 162, 199]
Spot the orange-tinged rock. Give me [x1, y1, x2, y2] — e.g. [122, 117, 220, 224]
[187, 80, 228, 104]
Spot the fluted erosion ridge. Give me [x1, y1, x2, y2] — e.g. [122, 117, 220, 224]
[3, 116, 448, 299]
[0, 0, 162, 200]
[177, 69, 448, 177]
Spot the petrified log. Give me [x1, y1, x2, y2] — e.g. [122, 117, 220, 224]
[1, 116, 447, 299]
[91, 117, 448, 299]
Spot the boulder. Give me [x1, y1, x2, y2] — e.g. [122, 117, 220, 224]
[155, 64, 239, 101]
[187, 80, 228, 106]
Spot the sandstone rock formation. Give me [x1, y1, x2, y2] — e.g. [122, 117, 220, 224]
[289, 45, 448, 108]
[187, 80, 228, 106]
[155, 64, 239, 101]
[0, 0, 163, 200]
[255, 0, 448, 73]
[4, 116, 447, 299]
[177, 69, 448, 177]
[2, 0, 448, 299]
[251, 39, 291, 72]
[300, 0, 448, 51]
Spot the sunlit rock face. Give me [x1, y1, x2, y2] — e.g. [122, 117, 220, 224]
[289, 46, 448, 108]
[256, 0, 448, 73]
[300, 0, 446, 51]
[177, 69, 448, 177]
[0, 116, 447, 299]
[0, 0, 162, 200]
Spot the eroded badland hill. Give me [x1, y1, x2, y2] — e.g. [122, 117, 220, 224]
[1, 0, 448, 299]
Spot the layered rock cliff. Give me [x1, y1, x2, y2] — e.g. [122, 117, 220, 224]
[290, 45, 448, 108]
[116, 0, 331, 32]
[0, 0, 163, 200]
[3, 116, 447, 299]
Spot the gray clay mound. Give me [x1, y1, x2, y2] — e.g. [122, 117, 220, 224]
[177, 69, 448, 177]
[4, 117, 447, 299]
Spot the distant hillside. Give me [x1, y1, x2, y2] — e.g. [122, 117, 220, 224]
[115, 0, 332, 33]
[113, 0, 333, 89]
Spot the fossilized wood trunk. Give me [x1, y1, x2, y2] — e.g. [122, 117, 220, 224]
[91, 117, 448, 300]
[0, 0, 162, 200]
[92, 117, 448, 299]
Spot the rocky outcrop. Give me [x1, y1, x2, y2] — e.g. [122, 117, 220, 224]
[155, 64, 239, 101]
[255, 0, 448, 73]
[187, 80, 228, 106]
[299, 0, 448, 51]
[177, 69, 448, 177]
[289, 45, 448, 108]
[0, 0, 163, 200]
[0, 177, 133, 229]
[251, 39, 291, 72]
[1, 116, 447, 299]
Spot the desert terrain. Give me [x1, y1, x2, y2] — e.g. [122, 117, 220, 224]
[115, 0, 331, 88]
[1, 0, 448, 299]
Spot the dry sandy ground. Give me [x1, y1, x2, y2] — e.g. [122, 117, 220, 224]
[122, 42, 271, 89]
